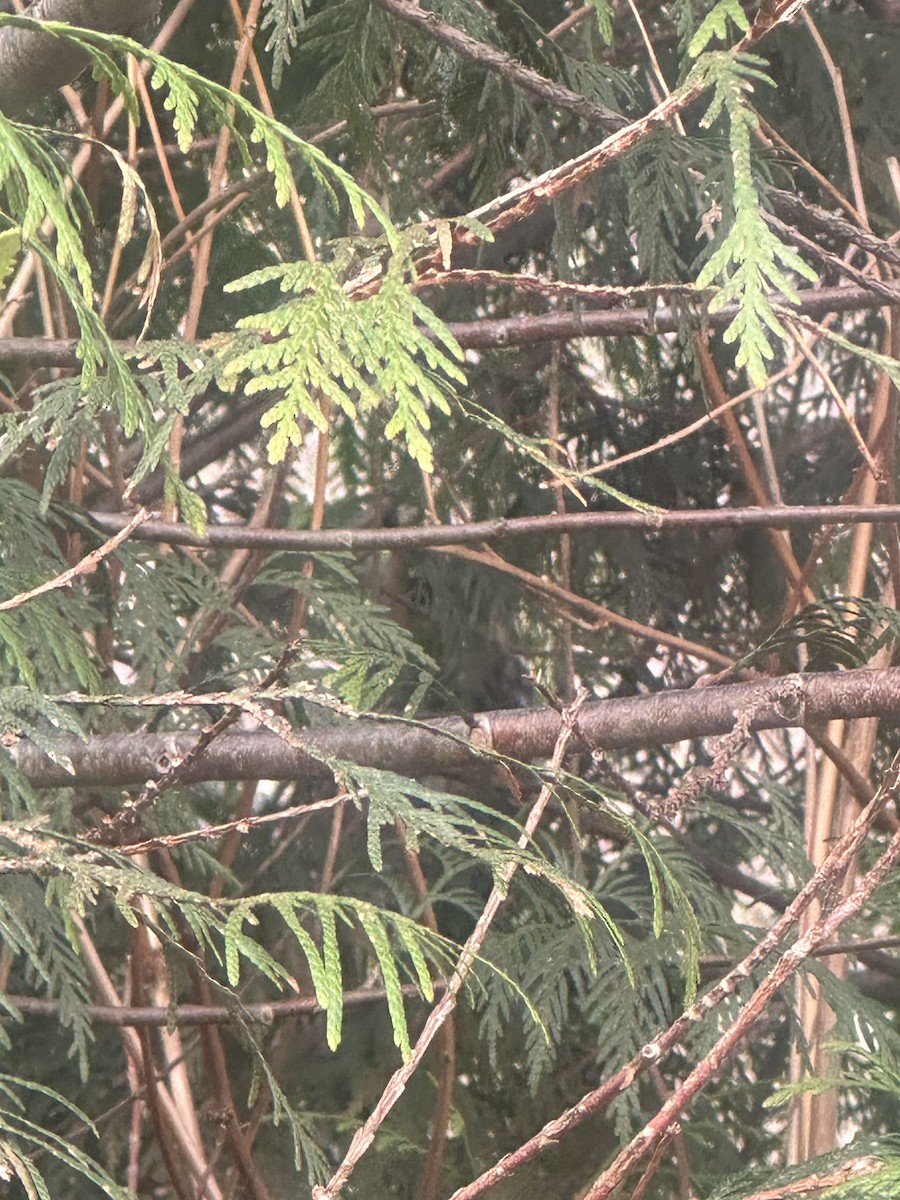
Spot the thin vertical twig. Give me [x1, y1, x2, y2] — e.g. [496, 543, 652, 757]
[400, 830, 458, 1200]
[583, 750, 900, 1200]
[696, 338, 815, 603]
[800, 10, 868, 225]
[163, 0, 264, 520]
[72, 914, 224, 1200]
[0, 0, 202, 340]
[313, 689, 589, 1200]
[547, 343, 576, 700]
[447, 740, 898, 1200]
[789, 312, 898, 1161]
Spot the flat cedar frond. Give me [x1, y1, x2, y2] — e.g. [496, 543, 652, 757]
[224, 256, 465, 471]
[258, 552, 439, 708]
[3, 1, 900, 1196]
[0, 1074, 130, 1199]
[690, 51, 818, 384]
[688, 0, 750, 56]
[260, 0, 309, 90]
[738, 595, 900, 673]
[0, 487, 101, 693]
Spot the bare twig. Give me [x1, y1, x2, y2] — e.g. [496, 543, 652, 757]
[401, 830, 458, 1200]
[82, 501, 900, 556]
[71, 912, 225, 1200]
[436, 541, 735, 668]
[800, 9, 868, 224]
[2, 982, 443, 1027]
[370, 0, 627, 133]
[0, 506, 149, 611]
[2, 282, 894, 368]
[116, 792, 350, 857]
[312, 690, 589, 1200]
[732, 1157, 884, 1200]
[696, 337, 814, 603]
[448, 0, 811, 256]
[163, 0, 264, 523]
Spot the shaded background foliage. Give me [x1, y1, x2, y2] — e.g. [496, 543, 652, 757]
[1, 0, 900, 1198]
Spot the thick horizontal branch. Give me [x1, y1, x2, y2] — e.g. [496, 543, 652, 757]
[0, 285, 890, 369]
[83, 504, 900, 554]
[11, 668, 900, 788]
[0, 1, 158, 117]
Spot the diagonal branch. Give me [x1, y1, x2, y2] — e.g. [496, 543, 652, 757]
[312, 690, 589, 1200]
[370, 0, 627, 132]
[582, 748, 900, 1200]
[450, 745, 900, 1200]
[0, 507, 149, 611]
[767, 188, 900, 268]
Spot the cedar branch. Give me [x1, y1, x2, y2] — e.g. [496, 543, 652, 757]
[10, 667, 900, 788]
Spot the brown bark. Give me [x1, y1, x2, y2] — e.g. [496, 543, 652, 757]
[11, 667, 900, 788]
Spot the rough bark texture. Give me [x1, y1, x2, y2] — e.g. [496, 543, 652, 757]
[0, 0, 159, 117]
[12, 667, 900, 787]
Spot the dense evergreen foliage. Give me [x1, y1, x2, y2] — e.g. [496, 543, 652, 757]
[1, 1, 900, 1197]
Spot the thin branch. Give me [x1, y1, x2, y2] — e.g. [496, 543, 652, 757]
[83, 502, 900, 555]
[312, 690, 589, 1200]
[451, 2, 816, 255]
[763, 128, 866, 224]
[2, 983, 439, 1026]
[402, 829, 458, 1200]
[447, 78, 693, 248]
[697, 337, 813, 602]
[446, 285, 896, 345]
[370, 0, 627, 133]
[800, 9, 868, 224]
[116, 791, 349, 857]
[1, 283, 893, 369]
[72, 911, 225, 1200]
[0, 507, 149, 611]
[732, 1158, 884, 1200]
[785, 316, 882, 482]
[765, 212, 900, 304]
[436, 541, 734, 668]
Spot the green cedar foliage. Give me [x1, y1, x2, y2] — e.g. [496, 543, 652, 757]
[222, 250, 466, 471]
[1, 2, 899, 1198]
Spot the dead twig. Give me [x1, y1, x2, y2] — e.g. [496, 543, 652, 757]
[313, 689, 589, 1200]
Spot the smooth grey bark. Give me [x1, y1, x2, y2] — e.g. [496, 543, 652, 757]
[0, 0, 158, 117]
[11, 667, 900, 787]
[80, 504, 900, 554]
[0, 284, 893, 361]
